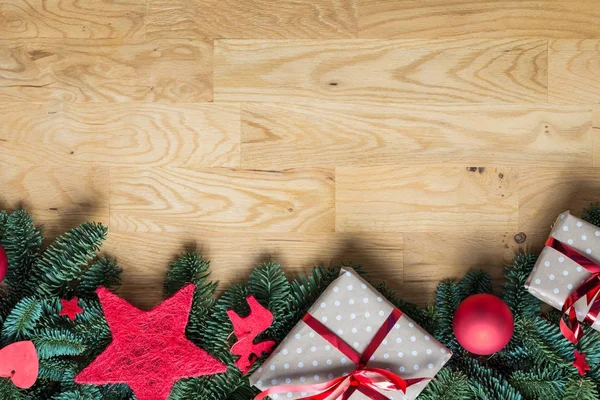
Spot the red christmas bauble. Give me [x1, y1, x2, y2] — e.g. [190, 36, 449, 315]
[453, 293, 514, 355]
[0, 245, 7, 283]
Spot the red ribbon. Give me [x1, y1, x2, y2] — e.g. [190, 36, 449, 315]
[545, 237, 600, 344]
[254, 308, 426, 400]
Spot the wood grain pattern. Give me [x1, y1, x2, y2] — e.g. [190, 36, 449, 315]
[519, 168, 600, 233]
[104, 232, 402, 309]
[0, 0, 145, 39]
[242, 103, 593, 168]
[2, 1, 600, 308]
[215, 38, 547, 104]
[0, 102, 240, 167]
[336, 166, 518, 233]
[0, 38, 212, 103]
[110, 168, 335, 234]
[147, 0, 357, 40]
[594, 105, 600, 167]
[0, 165, 109, 239]
[404, 231, 531, 305]
[359, 0, 600, 39]
[549, 39, 600, 104]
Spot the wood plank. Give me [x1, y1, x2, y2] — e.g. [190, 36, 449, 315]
[0, 0, 145, 39]
[0, 165, 109, 240]
[109, 167, 335, 234]
[359, 0, 600, 39]
[336, 166, 518, 233]
[0, 103, 240, 167]
[242, 103, 592, 168]
[103, 232, 402, 309]
[549, 40, 600, 104]
[594, 105, 600, 167]
[0, 38, 212, 103]
[215, 39, 547, 104]
[147, 0, 357, 40]
[404, 231, 540, 305]
[519, 168, 600, 232]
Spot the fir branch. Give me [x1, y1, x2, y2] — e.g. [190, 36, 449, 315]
[199, 284, 249, 362]
[0, 290, 20, 329]
[225, 384, 260, 400]
[577, 324, 600, 367]
[186, 279, 219, 344]
[587, 361, 600, 390]
[29, 222, 108, 297]
[0, 210, 8, 238]
[509, 369, 568, 399]
[1, 209, 43, 294]
[1, 296, 43, 341]
[564, 378, 600, 400]
[33, 298, 66, 333]
[515, 315, 574, 368]
[503, 253, 540, 317]
[418, 367, 473, 400]
[581, 203, 600, 227]
[459, 270, 493, 298]
[248, 262, 291, 339]
[164, 253, 217, 344]
[171, 366, 247, 400]
[0, 378, 26, 400]
[71, 298, 111, 351]
[434, 280, 462, 353]
[33, 328, 87, 359]
[50, 385, 102, 399]
[77, 256, 122, 295]
[458, 358, 523, 400]
[98, 384, 134, 400]
[164, 253, 211, 297]
[38, 358, 79, 382]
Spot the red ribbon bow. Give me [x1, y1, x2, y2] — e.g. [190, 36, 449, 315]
[255, 308, 426, 400]
[546, 237, 600, 344]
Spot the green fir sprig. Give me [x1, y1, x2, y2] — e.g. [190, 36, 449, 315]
[1, 204, 600, 399]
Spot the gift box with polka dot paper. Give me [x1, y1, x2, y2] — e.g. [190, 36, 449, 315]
[525, 211, 600, 330]
[249, 268, 452, 399]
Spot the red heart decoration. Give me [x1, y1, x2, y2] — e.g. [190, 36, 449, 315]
[0, 245, 7, 282]
[0, 341, 39, 388]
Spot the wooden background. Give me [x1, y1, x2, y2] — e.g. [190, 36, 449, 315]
[1, 0, 599, 309]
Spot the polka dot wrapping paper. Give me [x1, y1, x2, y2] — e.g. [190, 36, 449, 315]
[249, 268, 452, 399]
[525, 211, 600, 331]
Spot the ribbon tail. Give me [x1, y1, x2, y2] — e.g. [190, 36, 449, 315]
[255, 376, 347, 400]
[355, 384, 390, 400]
[560, 275, 600, 344]
[297, 378, 350, 400]
[359, 368, 409, 392]
[560, 315, 582, 344]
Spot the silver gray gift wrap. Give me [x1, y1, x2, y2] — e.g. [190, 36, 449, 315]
[250, 268, 452, 399]
[525, 211, 600, 331]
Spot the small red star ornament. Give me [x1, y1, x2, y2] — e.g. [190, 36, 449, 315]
[573, 351, 590, 376]
[75, 285, 227, 400]
[59, 297, 83, 321]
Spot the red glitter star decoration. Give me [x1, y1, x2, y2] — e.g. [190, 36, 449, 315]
[59, 297, 83, 321]
[573, 351, 591, 376]
[75, 285, 227, 400]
